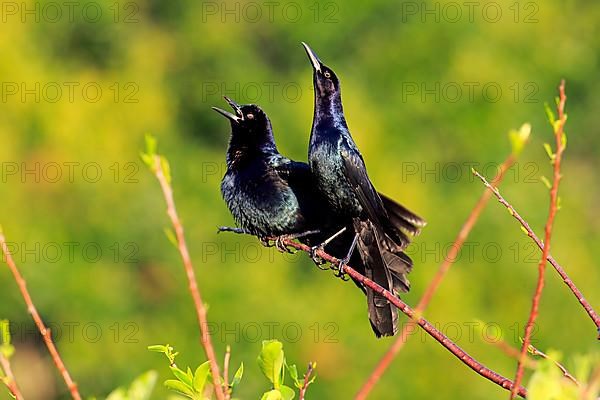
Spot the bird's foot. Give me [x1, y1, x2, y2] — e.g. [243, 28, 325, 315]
[273, 235, 297, 254]
[309, 244, 328, 268]
[334, 256, 350, 280]
[258, 236, 273, 247]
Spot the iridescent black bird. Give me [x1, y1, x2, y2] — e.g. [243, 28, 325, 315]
[302, 42, 426, 336]
[214, 97, 325, 243]
[214, 98, 420, 337]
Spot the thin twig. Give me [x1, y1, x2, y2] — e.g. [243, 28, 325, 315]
[528, 345, 579, 386]
[510, 80, 568, 399]
[299, 362, 316, 400]
[356, 153, 517, 399]
[473, 169, 600, 337]
[278, 238, 528, 398]
[223, 345, 231, 400]
[151, 156, 226, 400]
[0, 353, 24, 400]
[0, 231, 82, 400]
[484, 336, 538, 369]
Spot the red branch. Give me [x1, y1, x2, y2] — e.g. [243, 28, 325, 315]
[473, 170, 600, 336]
[223, 345, 231, 400]
[151, 156, 226, 400]
[356, 153, 516, 399]
[281, 239, 528, 398]
[510, 80, 568, 399]
[0, 231, 82, 400]
[0, 353, 24, 400]
[298, 362, 316, 400]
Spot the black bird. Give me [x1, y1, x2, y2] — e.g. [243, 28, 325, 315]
[214, 97, 325, 243]
[302, 42, 426, 336]
[214, 98, 419, 337]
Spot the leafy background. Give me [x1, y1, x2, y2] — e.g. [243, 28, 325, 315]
[0, 0, 599, 398]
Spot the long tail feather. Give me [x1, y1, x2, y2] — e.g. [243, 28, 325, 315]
[354, 219, 398, 337]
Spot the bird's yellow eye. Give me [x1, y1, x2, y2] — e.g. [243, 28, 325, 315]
[247, 113, 254, 120]
[324, 71, 331, 78]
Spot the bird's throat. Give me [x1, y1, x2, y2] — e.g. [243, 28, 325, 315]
[313, 93, 347, 129]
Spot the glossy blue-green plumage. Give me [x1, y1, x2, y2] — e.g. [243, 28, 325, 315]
[303, 43, 426, 337]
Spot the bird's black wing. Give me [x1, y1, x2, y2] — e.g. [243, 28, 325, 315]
[272, 157, 333, 242]
[339, 145, 388, 225]
[272, 157, 312, 188]
[340, 143, 418, 248]
[378, 192, 427, 236]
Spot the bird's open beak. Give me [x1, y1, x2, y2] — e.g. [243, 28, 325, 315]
[224, 96, 243, 118]
[212, 96, 243, 123]
[301, 42, 322, 73]
[212, 106, 240, 123]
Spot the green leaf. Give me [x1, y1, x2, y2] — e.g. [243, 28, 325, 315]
[257, 340, 285, 389]
[148, 344, 178, 365]
[165, 380, 195, 397]
[231, 362, 244, 388]
[544, 103, 556, 126]
[552, 120, 562, 134]
[543, 143, 555, 161]
[508, 123, 531, 156]
[164, 227, 178, 248]
[527, 350, 579, 400]
[160, 156, 172, 184]
[0, 320, 14, 359]
[572, 354, 593, 383]
[170, 366, 193, 388]
[106, 388, 127, 400]
[140, 134, 159, 170]
[128, 371, 158, 400]
[193, 362, 210, 393]
[147, 345, 168, 353]
[139, 152, 154, 169]
[260, 390, 284, 400]
[561, 132, 567, 150]
[540, 176, 552, 190]
[144, 134, 157, 157]
[285, 362, 301, 388]
[280, 385, 296, 400]
[106, 371, 158, 400]
[0, 320, 11, 345]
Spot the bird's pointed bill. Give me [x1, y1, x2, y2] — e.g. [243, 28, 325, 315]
[301, 42, 322, 72]
[223, 96, 243, 118]
[212, 106, 240, 122]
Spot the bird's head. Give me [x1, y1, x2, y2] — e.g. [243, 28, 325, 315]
[212, 97, 275, 149]
[302, 42, 341, 98]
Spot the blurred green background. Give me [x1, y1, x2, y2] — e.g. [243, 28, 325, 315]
[0, 0, 599, 398]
